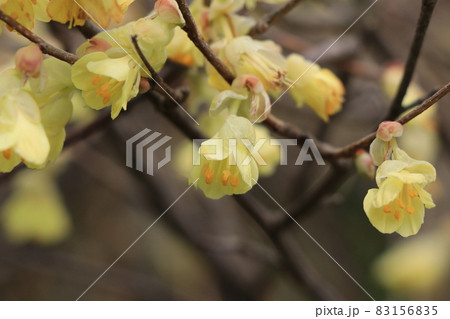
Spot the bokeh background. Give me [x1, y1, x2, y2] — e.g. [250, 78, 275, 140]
[0, 0, 449, 300]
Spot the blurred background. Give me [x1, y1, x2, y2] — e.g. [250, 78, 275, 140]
[0, 0, 449, 300]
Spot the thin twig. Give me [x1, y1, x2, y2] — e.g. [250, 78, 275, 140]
[249, 0, 306, 37]
[327, 82, 450, 159]
[175, 0, 235, 84]
[131, 35, 184, 102]
[0, 9, 79, 64]
[386, 0, 438, 120]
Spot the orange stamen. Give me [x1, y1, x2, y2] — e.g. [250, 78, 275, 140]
[204, 168, 214, 184]
[2, 149, 12, 160]
[230, 175, 239, 187]
[222, 170, 231, 186]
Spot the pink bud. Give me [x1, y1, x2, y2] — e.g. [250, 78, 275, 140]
[15, 44, 43, 78]
[85, 38, 112, 53]
[139, 78, 151, 94]
[376, 121, 403, 142]
[355, 149, 375, 180]
[155, 0, 185, 25]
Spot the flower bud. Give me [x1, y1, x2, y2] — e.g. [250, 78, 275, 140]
[376, 121, 404, 142]
[139, 78, 151, 94]
[155, 0, 185, 26]
[355, 149, 375, 180]
[15, 44, 43, 78]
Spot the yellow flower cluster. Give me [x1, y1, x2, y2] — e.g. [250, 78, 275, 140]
[71, 0, 185, 119]
[0, 0, 135, 33]
[0, 44, 74, 172]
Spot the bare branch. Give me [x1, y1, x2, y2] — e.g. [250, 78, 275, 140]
[0, 9, 79, 64]
[175, 0, 235, 84]
[386, 0, 438, 120]
[131, 35, 185, 102]
[249, 0, 306, 37]
[327, 81, 450, 159]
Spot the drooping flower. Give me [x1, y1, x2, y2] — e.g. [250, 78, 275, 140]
[29, 58, 74, 164]
[363, 149, 436, 237]
[167, 27, 204, 67]
[286, 54, 345, 122]
[46, 0, 135, 28]
[0, 69, 50, 171]
[189, 115, 259, 199]
[1, 169, 72, 245]
[373, 222, 450, 298]
[0, 0, 37, 34]
[71, 51, 140, 119]
[210, 74, 271, 123]
[222, 36, 287, 90]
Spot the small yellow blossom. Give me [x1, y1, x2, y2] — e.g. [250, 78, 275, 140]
[71, 52, 140, 119]
[29, 58, 74, 164]
[363, 149, 436, 237]
[210, 74, 271, 123]
[222, 36, 287, 90]
[0, 69, 50, 171]
[373, 229, 450, 298]
[1, 169, 72, 245]
[167, 27, 204, 67]
[0, 0, 35, 34]
[286, 54, 345, 122]
[190, 115, 259, 199]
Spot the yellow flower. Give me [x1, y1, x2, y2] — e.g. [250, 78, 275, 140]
[210, 74, 271, 123]
[286, 54, 345, 122]
[167, 27, 204, 67]
[46, 0, 135, 28]
[29, 58, 74, 165]
[1, 169, 71, 245]
[363, 149, 436, 237]
[223, 36, 287, 90]
[71, 52, 140, 119]
[190, 115, 259, 199]
[0, 69, 49, 171]
[0, 0, 36, 34]
[373, 230, 450, 298]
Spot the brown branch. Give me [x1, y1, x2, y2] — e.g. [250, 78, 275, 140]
[386, 0, 438, 120]
[175, 0, 235, 84]
[327, 82, 450, 159]
[0, 9, 78, 64]
[131, 35, 185, 102]
[248, 0, 306, 37]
